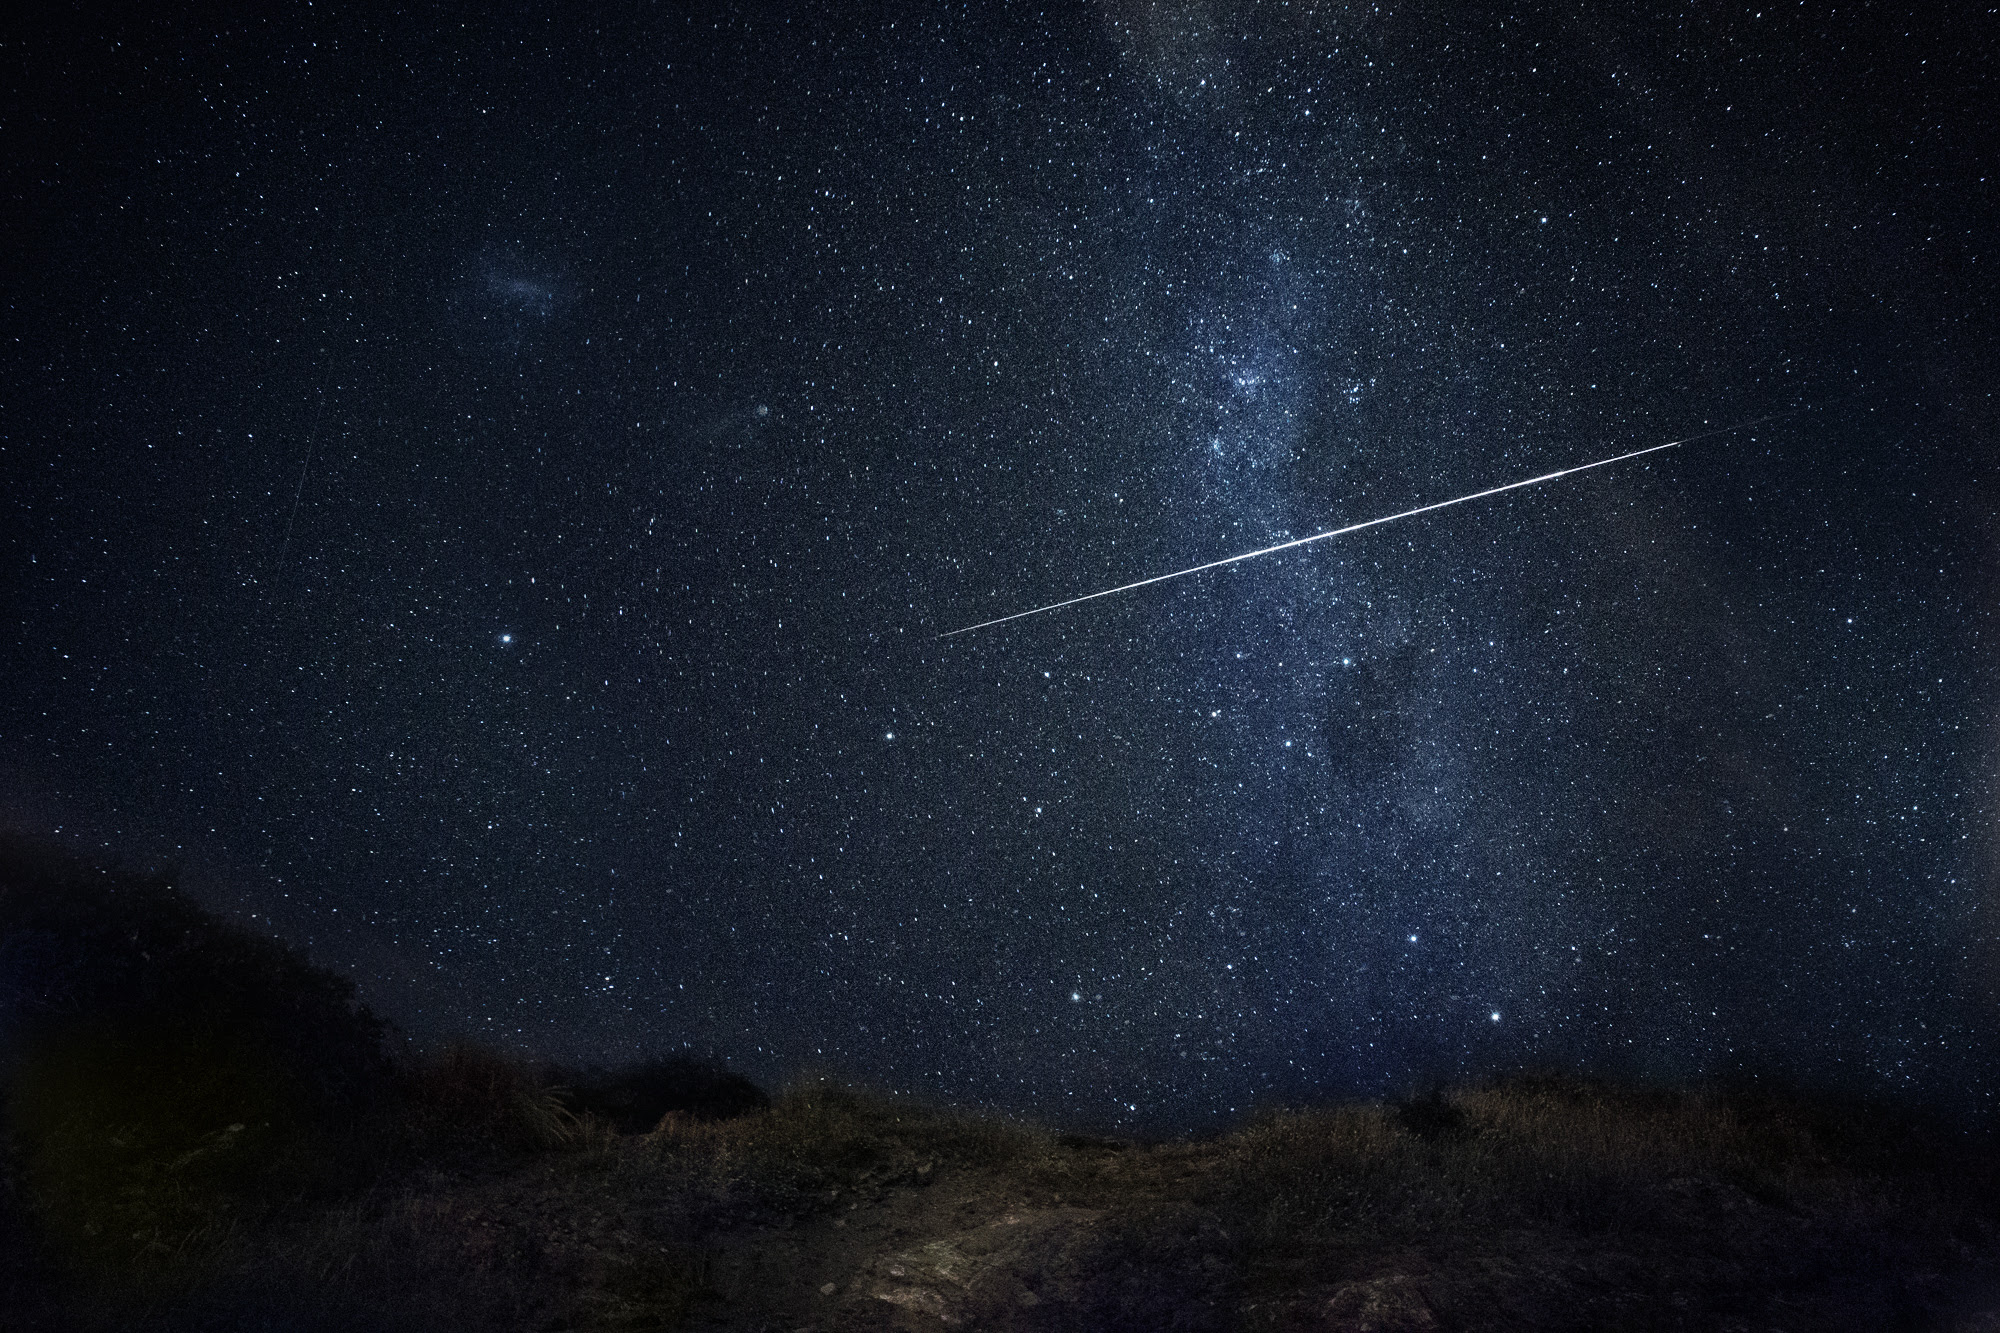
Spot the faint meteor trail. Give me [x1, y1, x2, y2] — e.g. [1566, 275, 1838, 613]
[271, 389, 327, 578]
[941, 412, 1793, 638]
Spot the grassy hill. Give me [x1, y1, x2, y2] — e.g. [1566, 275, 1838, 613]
[5, 836, 1999, 1331]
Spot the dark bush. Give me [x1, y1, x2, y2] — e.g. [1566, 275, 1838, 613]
[0, 833, 397, 1267]
[1395, 1087, 1470, 1142]
[564, 1056, 770, 1132]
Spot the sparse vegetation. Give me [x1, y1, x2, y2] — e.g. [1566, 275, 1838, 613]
[6, 835, 1999, 1330]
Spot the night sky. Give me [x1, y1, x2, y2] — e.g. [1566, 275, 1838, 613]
[4, 3, 1996, 1132]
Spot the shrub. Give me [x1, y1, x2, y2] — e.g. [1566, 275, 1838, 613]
[395, 1040, 584, 1152]
[563, 1057, 769, 1133]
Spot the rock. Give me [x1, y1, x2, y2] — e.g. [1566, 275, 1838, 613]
[870, 1208, 1098, 1325]
[877, 1284, 963, 1325]
[868, 1203, 1232, 1330]
[1320, 1275, 1439, 1333]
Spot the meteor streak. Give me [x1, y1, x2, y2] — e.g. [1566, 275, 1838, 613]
[941, 413, 1791, 638]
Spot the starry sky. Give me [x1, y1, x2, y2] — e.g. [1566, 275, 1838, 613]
[4, 2, 1996, 1131]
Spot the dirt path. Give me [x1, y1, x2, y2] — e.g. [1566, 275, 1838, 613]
[685, 1138, 1230, 1331]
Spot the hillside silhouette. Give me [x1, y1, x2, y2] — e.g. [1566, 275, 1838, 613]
[4, 833, 2000, 1331]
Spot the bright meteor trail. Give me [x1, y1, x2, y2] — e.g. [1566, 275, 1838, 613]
[942, 414, 1792, 638]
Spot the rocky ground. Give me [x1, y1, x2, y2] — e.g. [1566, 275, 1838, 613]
[381, 1116, 2000, 1333]
[12, 1074, 2000, 1332]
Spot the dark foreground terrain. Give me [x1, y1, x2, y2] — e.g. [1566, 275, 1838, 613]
[10, 1056, 2000, 1332]
[6, 838, 2000, 1331]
